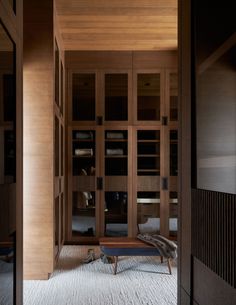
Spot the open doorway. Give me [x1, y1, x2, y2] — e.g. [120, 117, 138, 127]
[23, 0, 178, 305]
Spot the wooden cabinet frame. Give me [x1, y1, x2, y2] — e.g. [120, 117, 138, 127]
[65, 53, 178, 243]
[133, 69, 165, 126]
[101, 70, 132, 125]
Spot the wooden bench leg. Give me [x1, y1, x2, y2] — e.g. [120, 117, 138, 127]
[113, 256, 118, 275]
[167, 258, 172, 275]
[160, 256, 163, 263]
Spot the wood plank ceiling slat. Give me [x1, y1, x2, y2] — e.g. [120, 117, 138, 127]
[55, 0, 178, 51]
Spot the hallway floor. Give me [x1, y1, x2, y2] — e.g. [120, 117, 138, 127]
[24, 246, 177, 305]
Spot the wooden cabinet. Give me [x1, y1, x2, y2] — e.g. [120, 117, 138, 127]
[102, 128, 131, 237]
[66, 52, 178, 243]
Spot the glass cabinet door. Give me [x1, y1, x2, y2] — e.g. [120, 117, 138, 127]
[71, 130, 96, 237]
[136, 130, 161, 234]
[104, 73, 129, 122]
[72, 73, 96, 122]
[169, 130, 178, 239]
[170, 130, 178, 176]
[104, 130, 128, 236]
[136, 73, 161, 122]
[169, 72, 178, 122]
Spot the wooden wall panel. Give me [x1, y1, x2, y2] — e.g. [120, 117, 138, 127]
[65, 51, 132, 70]
[23, 0, 54, 280]
[193, 258, 236, 305]
[65, 51, 178, 70]
[133, 51, 178, 69]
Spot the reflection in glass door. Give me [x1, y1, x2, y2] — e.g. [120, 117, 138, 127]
[71, 130, 96, 237]
[0, 22, 16, 305]
[136, 130, 161, 233]
[72, 73, 96, 122]
[169, 72, 178, 122]
[169, 130, 178, 238]
[105, 73, 128, 121]
[104, 130, 128, 236]
[137, 73, 161, 121]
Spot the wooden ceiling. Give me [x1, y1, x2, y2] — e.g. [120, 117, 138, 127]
[55, 0, 177, 51]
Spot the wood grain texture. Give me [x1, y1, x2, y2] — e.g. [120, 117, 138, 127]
[23, 0, 54, 280]
[55, 0, 177, 51]
[66, 51, 132, 70]
[99, 237, 155, 248]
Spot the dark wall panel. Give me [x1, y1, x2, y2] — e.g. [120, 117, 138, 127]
[192, 189, 236, 288]
[193, 258, 236, 305]
[196, 46, 236, 194]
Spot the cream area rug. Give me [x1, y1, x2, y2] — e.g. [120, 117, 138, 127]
[24, 246, 177, 305]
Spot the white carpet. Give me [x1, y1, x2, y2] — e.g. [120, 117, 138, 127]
[24, 246, 177, 305]
[0, 261, 14, 305]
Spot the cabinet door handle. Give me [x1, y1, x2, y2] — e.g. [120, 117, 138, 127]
[96, 116, 103, 125]
[97, 177, 103, 190]
[162, 116, 168, 126]
[162, 177, 168, 190]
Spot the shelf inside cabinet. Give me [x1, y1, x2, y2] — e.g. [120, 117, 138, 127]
[105, 139, 127, 142]
[138, 169, 160, 172]
[105, 130, 128, 176]
[138, 154, 160, 157]
[72, 130, 96, 176]
[105, 155, 127, 158]
[72, 139, 94, 142]
[137, 140, 160, 143]
[137, 130, 160, 175]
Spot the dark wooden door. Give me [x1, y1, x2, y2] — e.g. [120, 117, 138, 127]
[179, 1, 236, 304]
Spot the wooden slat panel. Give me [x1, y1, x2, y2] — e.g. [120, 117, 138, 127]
[63, 43, 177, 52]
[59, 21, 176, 29]
[57, 8, 177, 17]
[192, 189, 236, 288]
[55, 0, 177, 51]
[56, 0, 177, 9]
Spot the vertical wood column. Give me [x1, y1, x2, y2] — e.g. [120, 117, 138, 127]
[178, 0, 192, 302]
[23, 0, 54, 279]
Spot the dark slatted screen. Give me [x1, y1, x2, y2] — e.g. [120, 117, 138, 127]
[192, 189, 236, 288]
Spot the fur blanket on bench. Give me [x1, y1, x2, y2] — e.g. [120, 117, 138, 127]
[137, 233, 177, 259]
